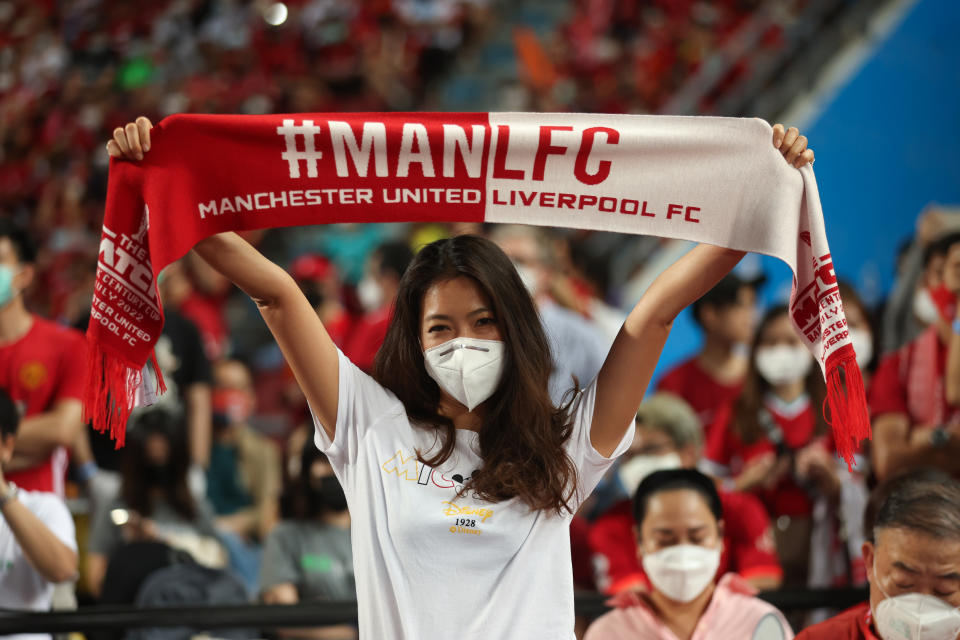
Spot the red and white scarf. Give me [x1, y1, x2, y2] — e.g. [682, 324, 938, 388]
[85, 112, 870, 464]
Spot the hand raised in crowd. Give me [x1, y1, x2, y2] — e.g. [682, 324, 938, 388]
[772, 124, 815, 168]
[106, 117, 152, 161]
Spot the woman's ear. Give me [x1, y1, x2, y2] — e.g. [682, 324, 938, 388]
[716, 518, 726, 548]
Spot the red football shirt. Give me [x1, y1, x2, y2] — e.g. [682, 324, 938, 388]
[657, 357, 743, 440]
[869, 335, 960, 425]
[343, 307, 392, 373]
[795, 602, 877, 639]
[588, 492, 782, 595]
[0, 316, 86, 494]
[705, 398, 822, 518]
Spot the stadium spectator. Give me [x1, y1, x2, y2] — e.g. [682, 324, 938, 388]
[585, 469, 793, 640]
[207, 359, 281, 596]
[261, 442, 355, 639]
[589, 393, 782, 595]
[86, 410, 225, 599]
[795, 469, 960, 640]
[86, 258, 213, 510]
[290, 253, 353, 349]
[490, 224, 609, 404]
[657, 273, 759, 432]
[0, 218, 87, 496]
[881, 207, 960, 354]
[703, 306, 841, 590]
[343, 240, 414, 372]
[870, 231, 960, 482]
[177, 251, 233, 362]
[0, 386, 78, 629]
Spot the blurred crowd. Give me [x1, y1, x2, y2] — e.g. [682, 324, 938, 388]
[3, 203, 960, 637]
[1, 0, 959, 639]
[513, 0, 805, 113]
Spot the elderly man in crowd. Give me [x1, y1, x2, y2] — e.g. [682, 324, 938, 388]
[796, 469, 960, 639]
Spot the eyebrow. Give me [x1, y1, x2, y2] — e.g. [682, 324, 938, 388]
[424, 308, 492, 322]
[937, 571, 960, 581]
[893, 561, 920, 575]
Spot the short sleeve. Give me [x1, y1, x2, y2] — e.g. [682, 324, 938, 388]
[566, 379, 634, 509]
[311, 349, 405, 470]
[260, 525, 301, 592]
[87, 500, 122, 556]
[725, 492, 782, 581]
[870, 351, 908, 418]
[31, 494, 78, 552]
[53, 328, 87, 402]
[702, 405, 734, 476]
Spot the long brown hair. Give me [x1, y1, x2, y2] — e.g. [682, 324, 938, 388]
[733, 305, 827, 444]
[120, 410, 197, 520]
[373, 234, 580, 515]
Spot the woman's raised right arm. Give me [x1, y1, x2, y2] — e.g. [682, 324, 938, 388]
[107, 118, 340, 440]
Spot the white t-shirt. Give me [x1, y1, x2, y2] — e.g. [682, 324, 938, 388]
[0, 487, 77, 640]
[313, 350, 633, 640]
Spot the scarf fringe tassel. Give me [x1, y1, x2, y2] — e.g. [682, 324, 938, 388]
[83, 337, 166, 448]
[824, 344, 872, 470]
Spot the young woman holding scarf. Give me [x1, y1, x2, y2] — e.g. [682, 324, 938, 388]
[107, 117, 814, 639]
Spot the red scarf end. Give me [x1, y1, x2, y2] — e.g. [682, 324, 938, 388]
[83, 337, 166, 448]
[823, 344, 872, 470]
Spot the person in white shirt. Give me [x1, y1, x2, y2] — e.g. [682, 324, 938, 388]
[0, 387, 78, 640]
[108, 117, 814, 639]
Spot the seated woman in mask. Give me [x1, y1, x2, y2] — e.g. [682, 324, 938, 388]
[86, 410, 226, 599]
[585, 469, 793, 640]
[702, 306, 841, 590]
[590, 394, 782, 596]
[260, 441, 356, 639]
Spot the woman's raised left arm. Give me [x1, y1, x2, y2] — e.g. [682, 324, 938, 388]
[590, 124, 814, 456]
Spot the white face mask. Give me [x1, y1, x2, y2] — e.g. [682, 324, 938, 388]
[424, 337, 505, 411]
[357, 276, 383, 312]
[755, 344, 812, 386]
[914, 288, 941, 325]
[642, 544, 721, 603]
[513, 262, 539, 297]
[874, 592, 960, 640]
[849, 328, 874, 371]
[618, 452, 683, 496]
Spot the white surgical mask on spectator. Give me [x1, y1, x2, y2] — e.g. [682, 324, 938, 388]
[849, 328, 873, 371]
[357, 276, 383, 312]
[424, 337, 505, 411]
[914, 287, 941, 325]
[755, 345, 812, 385]
[618, 453, 682, 496]
[513, 262, 539, 297]
[642, 544, 721, 603]
[874, 588, 960, 640]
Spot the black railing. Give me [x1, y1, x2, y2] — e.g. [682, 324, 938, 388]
[0, 588, 868, 634]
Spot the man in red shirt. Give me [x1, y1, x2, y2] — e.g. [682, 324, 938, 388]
[797, 470, 960, 639]
[0, 219, 86, 495]
[343, 241, 413, 372]
[657, 273, 759, 437]
[589, 393, 783, 595]
[870, 232, 960, 482]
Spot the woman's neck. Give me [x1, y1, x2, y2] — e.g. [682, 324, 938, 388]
[770, 378, 806, 403]
[648, 583, 716, 640]
[438, 397, 484, 431]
